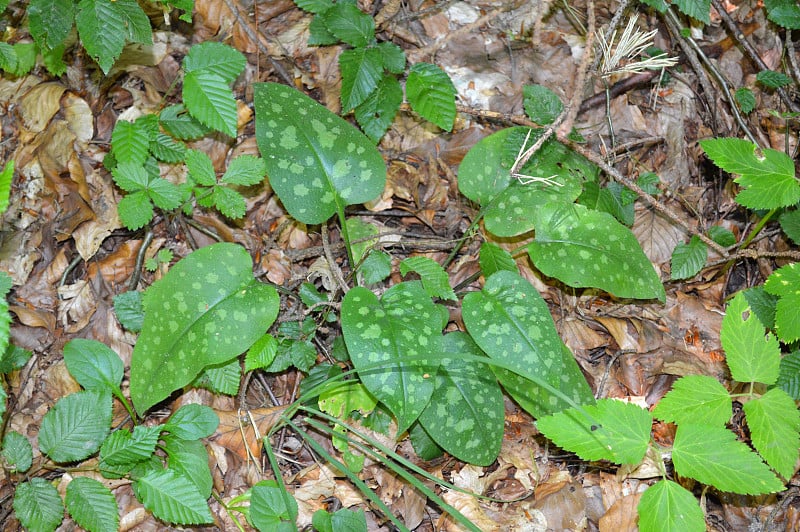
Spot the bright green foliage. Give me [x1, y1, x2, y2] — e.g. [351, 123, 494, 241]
[672, 0, 711, 23]
[28, 0, 75, 49]
[150, 134, 187, 163]
[708, 225, 736, 247]
[159, 104, 210, 140]
[670, 235, 707, 280]
[671, 424, 784, 494]
[735, 87, 756, 114]
[133, 469, 214, 525]
[111, 116, 154, 165]
[13, 478, 64, 532]
[112, 162, 182, 229]
[652, 375, 731, 427]
[63, 339, 123, 396]
[39, 390, 112, 463]
[529, 203, 666, 301]
[360, 250, 392, 284]
[700, 138, 800, 210]
[354, 75, 403, 142]
[245, 333, 279, 371]
[779, 209, 800, 245]
[129, 243, 280, 414]
[765, 0, 800, 28]
[399, 256, 456, 301]
[313, 507, 368, 532]
[100, 425, 161, 467]
[0, 272, 12, 367]
[346, 217, 380, 269]
[65, 477, 119, 532]
[342, 282, 443, 433]
[764, 263, 800, 343]
[249, 480, 299, 531]
[320, 2, 374, 47]
[193, 358, 241, 395]
[163, 404, 219, 440]
[113, 291, 144, 332]
[0, 159, 12, 215]
[637, 480, 705, 532]
[76, 0, 151, 73]
[2, 431, 32, 472]
[337, 48, 383, 108]
[720, 292, 781, 384]
[254, 82, 386, 225]
[163, 436, 214, 498]
[185, 150, 266, 219]
[145, 248, 174, 272]
[742, 286, 778, 330]
[578, 181, 634, 226]
[743, 387, 800, 479]
[536, 399, 651, 465]
[462, 271, 595, 418]
[418, 332, 504, 466]
[523, 84, 563, 125]
[478, 242, 517, 278]
[406, 63, 457, 131]
[319, 380, 377, 419]
[757, 70, 793, 89]
[777, 351, 800, 400]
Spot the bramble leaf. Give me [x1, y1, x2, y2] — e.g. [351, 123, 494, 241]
[28, 0, 75, 50]
[2, 431, 32, 472]
[320, 2, 374, 47]
[100, 425, 160, 466]
[339, 46, 383, 112]
[652, 375, 731, 427]
[523, 84, 563, 125]
[183, 42, 245, 83]
[183, 71, 238, 137]
[670, 235, 707, 280]
[399, 256, 456, 301]
[163, 404, 219, 440]
[479, 242, 517, 277]
[637, 480, 705, 532]
[720, 292, 781, 384]
[673, 0, 710, 23]
[777, 351, 800, 400]
[764, 263, 800, 343]
[743, 387, 800, 479]
[222, 155, 266, 186]
[76, 0, 127, 73]
[406, 62, 456, 131]
[354, 74, 402, 142]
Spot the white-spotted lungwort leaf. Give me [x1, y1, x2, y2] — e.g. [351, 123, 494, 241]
[341, 282, 443, 433]
[130, 243, 280, 414]
[254, 82, 386, 225]
[418, 332, 504, 466]
[462, 271, 595, 418]
[528, 202, 666, 301]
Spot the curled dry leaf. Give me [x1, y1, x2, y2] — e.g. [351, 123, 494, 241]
[209, 405, 288, 462]
[57, 280, 98, 333]
[19, 82, 66, 133]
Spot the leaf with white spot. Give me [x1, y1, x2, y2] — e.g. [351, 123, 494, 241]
[130, 243, 280, 414]
[528, 202, 666, 301]
[341, 282, 442, 433]
[418, 332, 504, 466]
[254, 83, 386, 225]
[462, 271, 595, 418]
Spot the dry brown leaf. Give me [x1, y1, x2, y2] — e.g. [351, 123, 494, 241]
[211, 405, 288, 462]
[19, 82, 66, 133]
[9, 305, 57, 333]
[57, 279, 97, 333]
[598, 492, 641, 532]
[62, 92, 94, 144]
[632, 207, 687, 266]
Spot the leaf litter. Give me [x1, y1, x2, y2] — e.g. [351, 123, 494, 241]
[1, 0, 799, 529]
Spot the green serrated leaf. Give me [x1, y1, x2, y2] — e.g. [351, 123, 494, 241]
[245, 333, 278, 371]
[523, 84, 563, 125]
[150, 133, 187, 163]
[114, 291, 144, 332]
[721, 292, 781, 384]
[0, 160, 12, 215]
[672, 0, 710, 22]
[222, 155, 266, 186]
[779, 209, 800, 245]
[313, 507, 368, 532]
[578, 181, 634, 226]
[671, 423, 784, 494]
[249, 480, 298, 530]
[147, 177, 182, 210]
[2, 431, 32, 472]
[0, 344, 32, 374]
[159, 104, 210, 140]
[528, 202, 666, 301]
[111, 120, 151, 166]
[776, 351, 800, 400]
[168, 0, 193, 22]
[193, 358, 241, 395]
[637, 480, 705, 532]
[294, 0, 333, 13]
[418, 332, 504, 466]
[764, 263, 800, 343]
[183, 42, 245, 83]
[708, 225, 736, 247]
[164, 404, 219, 440]
[100, 425, 160, 466]
[320, 2, 375, 47]
[308, 13, 338, 45]
[670, 235, 707, 280]
[41, 43, 67, 75]
[183, 71, 238, 136]
[65, 477, 119, 532]
[113, 0, 152, 44]
[0, 42, 16, 72]
[376, 41, 405, 73]
[254, 83, 386, 225]
[406, 62, 456, 131]
[185, 149, 217, 186]
[652, 375, 731, 426]
[399, 256, 456, 301]
[354, 74, 402, 142]
[14, 478, 65, 532]
[700, 138, 800, 210]
[319, 380, 377, 420]
[638, 0, 669, 11]
[12, 43, 37, 76]
[409, 421, 444, 460]
[76, 0, 127, 73]
[360, 250, 392, 284]
[765, 0, 800, 29]
[211, 185, 246, 218]
[39, 390, 112, 463]
[117, 190, 153, 229]
[742, 286, 778, 330]
[339, 46, 383, 112]
[757, 70, 792, 89]
[462, 271, 595, 418]
[133, 469, 213, 525]
[163, 436, 214, 498]
[479, 242, 517, 277]
[341, 282, 442, 433]
[735, 87, 756, 114]
[28, 0, 76, 50]
[743, 387, 800, 479]
[63, 339, 124, 394]
[537, 398, 651, 465]
[130, 243, 279, 414]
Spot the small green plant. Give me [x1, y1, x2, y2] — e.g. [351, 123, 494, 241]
[0, 0, 191, 76]
[292, 0, 456, 140]
[145, 248, 173, 272]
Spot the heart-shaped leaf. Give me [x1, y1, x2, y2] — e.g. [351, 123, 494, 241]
[130, 243, 279, 414]
[254, 82, 386, 225]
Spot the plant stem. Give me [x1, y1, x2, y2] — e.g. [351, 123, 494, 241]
[335, 197, 356, 282]
[443, 207, 485, 270]
[739, 208, 778, 249]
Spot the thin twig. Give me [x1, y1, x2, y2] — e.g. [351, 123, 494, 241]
[128, 229, 154, 291]
[705, 248, 800, 268]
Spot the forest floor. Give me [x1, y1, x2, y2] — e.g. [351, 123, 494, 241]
[1, 0, 799, 530]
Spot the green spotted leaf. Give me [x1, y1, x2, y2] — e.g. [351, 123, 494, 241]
[528, 202, 665, 301]
[418, 332, 504, 466]
[254, 83, 386, 225]
[341, 282, 443, 433]
[462, 271, 595, 418]
[637, 480, 705, 532]
[130, 243, 280, 414]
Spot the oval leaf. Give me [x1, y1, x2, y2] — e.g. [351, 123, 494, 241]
[63, 339, 124, 394]
[133, 469, 213, 525]
[39, 390, 112, 463]
[254, 82, 386, 225]
[65, 477, 119, 532]
[14, 478, 65, 532]
[406, 62, 456, 131]
[129, 243, 280, 414]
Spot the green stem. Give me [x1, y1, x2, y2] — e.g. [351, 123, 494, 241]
[739, 207, 778, 249]
[443, 207, 486, 269]
[335, 197, 356, 283]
